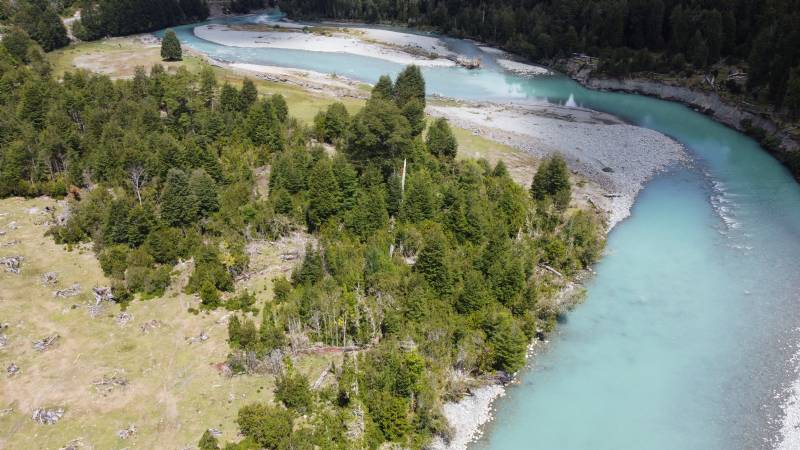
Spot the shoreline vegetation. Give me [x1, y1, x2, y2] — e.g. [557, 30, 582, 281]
[1, 22, 609, 449]
[4, 9, 681, 445]
[6, 2, 786, 448]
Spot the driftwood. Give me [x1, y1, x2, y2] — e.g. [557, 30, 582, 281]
[92, 287, 115, 304]
[140, 320, 163, 334]
[92, 371, 128, 394]
[54, 284, 81, 298]
[41, 272, 58, 286]
[0, 256, 23, 274]
[32, 407, 64, 425]
[117, 424, 136, 439]
[33, 334, 59, 351]
[186, 330, 209, 344]
[312, 363, 332, 390]
[539, 263, 565, 279]
[116, 312, 133, 326]
[58, 438, 83, 450]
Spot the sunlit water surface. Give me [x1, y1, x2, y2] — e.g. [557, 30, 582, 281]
[160, 12, 800, 449]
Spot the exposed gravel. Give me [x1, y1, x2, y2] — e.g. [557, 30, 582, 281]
[429, 101, 688, 229]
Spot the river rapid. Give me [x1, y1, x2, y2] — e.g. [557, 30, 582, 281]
[163, 12, 800, 450]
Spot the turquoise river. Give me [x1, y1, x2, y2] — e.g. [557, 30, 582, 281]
[164, 12, 800, 450]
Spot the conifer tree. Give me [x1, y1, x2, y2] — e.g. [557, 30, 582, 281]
[426, 117, 458, 160]
[415, 229, 451, 295]
[160, 168, 197, 226]
[219, 82, 241, 112]
[402, 98, 426, 136]
[189, 169, 219, 218]
[531, 155, 571, 209]
[293, 244, 324, 286]
[199, 66, 217, 108]
[198, 430, 220, 450]
[492, 317, 527, 373]
[271, 94, 288, 122]
[394, 65, 425, 108]
[161, 29, 182, 61]
[372, 75, 394, 99]
[240, 78, 258, 110]
[306, 157, 342, 231]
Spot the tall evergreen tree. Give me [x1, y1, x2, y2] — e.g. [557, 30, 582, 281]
[306, 157, 342, 231]
[160, 168, 197, 226]
[189, 168, 219, 218]
[426, 118, 458, 160]
[394, 65, 425, 108]
[161, 29, 182, 61]
[531, 155, 571, 210]
[240, 78, 258, 110]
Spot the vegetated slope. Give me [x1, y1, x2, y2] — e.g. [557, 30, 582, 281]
[0, 35, 603, 447]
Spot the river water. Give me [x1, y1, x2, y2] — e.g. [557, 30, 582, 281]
[164, 13, 800, 449]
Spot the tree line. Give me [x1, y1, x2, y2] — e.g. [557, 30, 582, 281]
[73, 0, 210, 40]
[278, 0, 800, 114]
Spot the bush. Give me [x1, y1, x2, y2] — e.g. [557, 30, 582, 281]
[236, 403, 293, 449]
[275, 371, 313, 412]
[98, 244, 130, 279]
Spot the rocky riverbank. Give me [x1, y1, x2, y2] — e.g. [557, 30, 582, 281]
[556, 57, 800, 181]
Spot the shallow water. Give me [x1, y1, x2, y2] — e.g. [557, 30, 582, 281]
[164, 13, 800, 449]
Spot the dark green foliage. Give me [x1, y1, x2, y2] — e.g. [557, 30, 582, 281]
[10, 0, 69, 52]
[426, 118, 457, 160]
[200, 280, 221, 309]
[75, 0, 208, 40]
[314, 102, 350, 143]
[531, 155, 571, 210]
[491, 316, 527, 373]
[240, 78, 258, 110]
[786, 67, 800, 120]
[220, 83, 241, 112]
[306, 157, 341, 230]
[161, 29, 183, 61]
[236, 403, 293, 450]
[198, 430, 221, 450]
[190, 169, 219, 218]
[280, 0, 800, 112]
[394, 65, 425, 108]
[292, 245, 324, 286]
[275, 370, 313, 412]
[372, 75, 394, 99]
[414, 229, 451, 295]
[161, 168, 197, 226]
[99, 244, 130, 279]
[347, 97, 412, 162]
[1, 28, 38, 63]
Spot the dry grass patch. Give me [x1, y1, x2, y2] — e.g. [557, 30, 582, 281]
[0, 197, 332, 449]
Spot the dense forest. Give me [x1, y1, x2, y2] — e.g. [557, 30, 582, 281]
[72, 0, 210, 40]
[1, 25, 601, 446]
[279, 0, 800, 113]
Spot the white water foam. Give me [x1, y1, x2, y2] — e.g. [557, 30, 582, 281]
[709, 179, 742, 232]
[777, 328, 800, 450]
